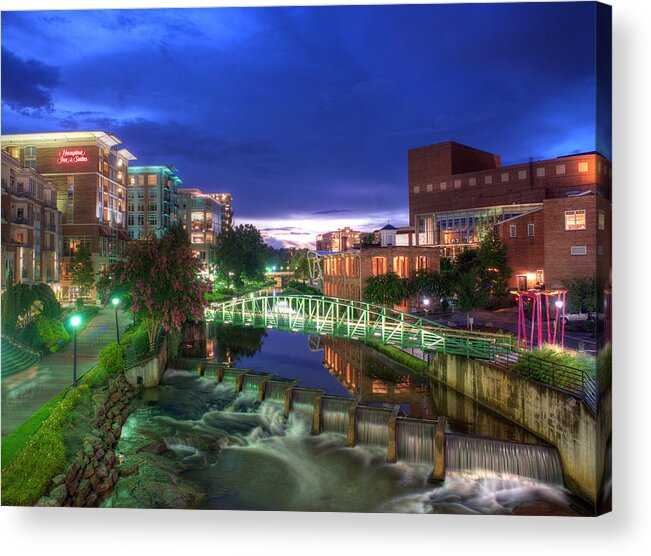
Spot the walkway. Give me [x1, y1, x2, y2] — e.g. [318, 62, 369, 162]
[1, 307, 131, 437]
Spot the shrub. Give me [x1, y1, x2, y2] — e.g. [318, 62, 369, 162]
[132, 331, 151, 355]
[18, 320, 42, 350]
[98, 342, 125, 374]
[35, 316, 70, 351]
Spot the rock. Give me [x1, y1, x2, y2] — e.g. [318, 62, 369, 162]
[36, 497, 61, 507]
[94, 448, 105, 461]
[110, 469, 119, 485]
[73, 497, 86, 508]
[83, 443, 95, 458]
[95, 478, 113, 494]
[82, 465, 95, 480]
[105, 432, 117, 446]
[110, 392, 120, 404]
[90, 474, 101, 489]
[52, 474, 67, 486]
[86, 492, 99, 507]
[66, 479, 79, 497]
[96, 463, 109, 479]
[66, 461, 81, 482]
[77, 479, 92, 500]
[105, 451, 116, 466]
[50, 484, 68, 502]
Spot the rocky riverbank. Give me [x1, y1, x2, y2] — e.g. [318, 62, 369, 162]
[35, 374, 140, 507]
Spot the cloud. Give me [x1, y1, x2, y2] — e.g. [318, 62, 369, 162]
[1, 47, 60, 113]
[312, 209, 353, 215]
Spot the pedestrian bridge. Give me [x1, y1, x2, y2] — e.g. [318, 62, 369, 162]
[205, 294, 515, 360]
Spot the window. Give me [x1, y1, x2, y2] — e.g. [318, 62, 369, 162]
[578, 161, 589, 173]
[536, 270, 544, 285]
[598, 210, 605, 231]
[518, 170, 527, 180]
[393, 256, 408, 278]
[148, 202, 158, 212]
[536, 167, 545, 177]
[509, 224, 517, 238]
[485, 175, 492, 184]
[440, 182, 447, 190]
[454, 179, 461, 189]
[372, 257, 387, 276]
[137, 214, 144, 226]
[426, 183, 433, 192]
[571, 246, 587, 255]
[556, 164, 566, 175]
[67, 185, 74, 224]
[501, 172, 509, 182]
[137, 175, 144, 185]
[127, 214, 135, 226]
[528, 223, 535, 237]
[147, 214, 158, 226]
[147, 175, 157, 185]
[469, 177, 476, 186]
[597, 246, 604, 256]
[565, 210, 587, 231]
[413, 186, 420, 194]
[416, 256, 429, 271]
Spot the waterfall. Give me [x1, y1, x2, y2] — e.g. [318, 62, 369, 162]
[321, 397, 351, 435]
[222, 370, 240, 384]
[445, 434, 564, 485]
[265, 382, 291, 404]
[396, 418, 437, 464]
[290, 389, 320, 423]
[355, 406, 391, 448]
[242, 375, 262, 393]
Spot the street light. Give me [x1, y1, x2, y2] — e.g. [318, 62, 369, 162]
[111, 297, 121, 344]
[555, 300, 564, 309]
[70, 314, 82, 387]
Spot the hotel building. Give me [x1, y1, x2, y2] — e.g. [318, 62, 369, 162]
[1, 131, 136, 299]
[177, 188, 227, 270]
[409, 141, 611, 290]
[316, 227, 362, 252]
[127, 165, 181, 239]
[206, 193, 233, 232]
[1, 150, 63, 288]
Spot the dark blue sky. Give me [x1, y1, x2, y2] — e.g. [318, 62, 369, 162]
[1, 3, 610, 248]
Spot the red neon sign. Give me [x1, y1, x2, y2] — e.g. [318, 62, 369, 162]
[57, 148, 89, 164]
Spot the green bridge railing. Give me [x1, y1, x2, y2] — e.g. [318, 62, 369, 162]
[206, 294, 516, 360]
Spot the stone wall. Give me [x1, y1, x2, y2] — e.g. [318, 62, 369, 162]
[124, 335, 168, 388]
[35, 374, 140, 508]
[428, 352, 611, 507]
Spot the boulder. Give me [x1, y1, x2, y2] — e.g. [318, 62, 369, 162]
[82, 465, 95, 480]
[50, 484, 68, 503]
[66, 461, 81, 482]
[96, 463, 109, 479]
[105, 451, 116, 466]
[66, 479, 79, 497]
[94, 448, 105, 461]
[95, 478, 113, 494]
[118, 463, 139, 477]
[85, 492, 99, 507]
[109, 469, 119, 485]
[52, 474, 67, 486]
[35, 497, 61, 507]
[77, 479, 92, 500]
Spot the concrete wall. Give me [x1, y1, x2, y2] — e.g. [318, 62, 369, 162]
[124, 335, 169, 388]
[429, 352, 611, 506]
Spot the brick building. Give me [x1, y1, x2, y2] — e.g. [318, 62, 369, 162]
[408, 141, 611, 289]
[127, 165, 181, 240]
[1, 151, 63, 288]
[1, 131, 136, 299]
[316, 227, 362, 252]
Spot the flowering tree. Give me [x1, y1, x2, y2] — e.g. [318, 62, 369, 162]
[98, 225, 211, 343]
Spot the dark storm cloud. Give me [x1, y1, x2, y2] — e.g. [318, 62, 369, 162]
[1, 48, 60, 113]
[1, 3, 610, 238]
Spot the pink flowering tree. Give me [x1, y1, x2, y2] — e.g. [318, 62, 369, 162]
[98, 225, 211, 343]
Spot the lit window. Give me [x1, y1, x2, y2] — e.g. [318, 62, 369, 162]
[469, 177, 476, 186]
[518, 170, 527, 179]
[565, 210, 586, 231]
[440, 182, 447, 191]
[416, 256, 429, 271]
[578, 161, 589, 173]
[536, 167, 545, 177]
[147, 175, 157, 185]
[454, 179, 461, 189]
[528, 223, 535, 237]
[570, 246, 587, 255]
[536, 270, 544, 285]
[372, 257, 387, 276]
[509, 224, 517, 238]
[485, 175, 492, 184]
[598, 210, 605, 230]
[501, 172, 509, 182]
[556, 164, 566, 175]
[393, 256, 409, 278]
[413, 186, 420, 194]
[426, 183, 433, 192]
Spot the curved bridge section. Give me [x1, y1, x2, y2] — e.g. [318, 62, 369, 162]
[206, 294, 515, 360]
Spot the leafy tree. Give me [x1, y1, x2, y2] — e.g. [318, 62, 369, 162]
[98, 224, 211, 344]
[289, 249, 311, 282]
[562, 275, 599, 315]
[477, 229, 512, 298]
[453, 270, 489, 328]
[214, 224, 267, 285]
[409, 270, 453, 302]
[363, 273, 409, 307]
[452, 248, 480, 276]
[69, 246, 95, 299]
[361, 232, 378, 245]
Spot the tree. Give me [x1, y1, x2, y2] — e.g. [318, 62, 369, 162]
[562, 275, 599, 315]
[363, 273, 409, 307]
[69, 246, 95, 299]
[289, 249, 311, 282]
[1, 269, 18, 337]
[453, 270, 489, 328]
[409, 269, 453, 302]
[477, 229, 512, 299]
[98, 224, 211, 343]
[361, 232, 378, 245]
[214, 224, 267, 285]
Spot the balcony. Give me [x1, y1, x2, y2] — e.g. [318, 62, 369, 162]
[13, 190, 33, 199]
[44, 223, 58, 233]
[12, 216, 34, 227]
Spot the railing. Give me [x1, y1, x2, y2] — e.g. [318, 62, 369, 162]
[12, 216, 34, 226]
[123, 328, 166, 369]
[495, 351, 598, 414]
[1, 334, 42, 358]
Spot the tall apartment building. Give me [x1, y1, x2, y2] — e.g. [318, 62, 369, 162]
[1, 131, 136, 299]
[1, 150, 63, 288]
[206, 193, 233, 232]
[316, 227, 362, 252]
[127, 165, 181, 239]
[177, 188, 225, 270]
[408, 141, 611, 289]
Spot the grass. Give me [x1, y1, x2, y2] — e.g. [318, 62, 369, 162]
[363, 342, 430, 374]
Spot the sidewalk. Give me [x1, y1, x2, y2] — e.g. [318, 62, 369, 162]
[1, 307, 132, 438]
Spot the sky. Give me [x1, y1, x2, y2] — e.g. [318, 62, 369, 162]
[1, 2, 611, 248]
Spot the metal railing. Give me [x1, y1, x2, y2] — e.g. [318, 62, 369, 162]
[123, 328, 166, 369]
[12, 216, 34, 226]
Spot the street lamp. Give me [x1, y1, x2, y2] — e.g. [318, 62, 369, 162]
[70, 314, 82, 387]
[555, 300, 564, 309]
[422, 297, 430, 315]
[111, 297, 121, 344]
